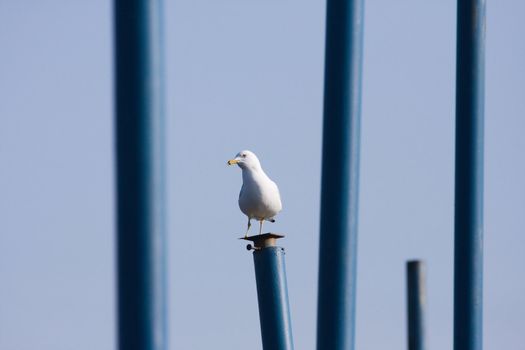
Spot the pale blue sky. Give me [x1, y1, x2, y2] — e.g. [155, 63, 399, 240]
[1, 1, 524, 349]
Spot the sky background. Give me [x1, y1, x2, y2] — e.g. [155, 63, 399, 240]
[1, 0, 524, 349]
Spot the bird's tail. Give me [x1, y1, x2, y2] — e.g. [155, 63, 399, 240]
[266, 218, 276, 223]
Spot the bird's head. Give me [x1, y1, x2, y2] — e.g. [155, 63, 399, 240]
[227, 150, 261, 170]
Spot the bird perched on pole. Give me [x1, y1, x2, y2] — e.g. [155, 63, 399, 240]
[228, 150, 282, 237]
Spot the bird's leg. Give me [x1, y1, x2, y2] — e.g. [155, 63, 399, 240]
[259, 219, 264, 235]
[244, 218, 251, 238]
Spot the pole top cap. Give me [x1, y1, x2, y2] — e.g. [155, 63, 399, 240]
[239, 233, 284, 249]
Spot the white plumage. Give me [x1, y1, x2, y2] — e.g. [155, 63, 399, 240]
[228, 150, 282, 237]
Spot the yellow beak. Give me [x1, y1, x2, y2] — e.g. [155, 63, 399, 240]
[227, 159, 239, 166]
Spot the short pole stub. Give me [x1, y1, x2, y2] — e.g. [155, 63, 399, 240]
[241, 233, 294, 350]
[406, 260, 427, 350]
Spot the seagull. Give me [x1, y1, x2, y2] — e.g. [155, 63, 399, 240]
[228, 150, 282, 237]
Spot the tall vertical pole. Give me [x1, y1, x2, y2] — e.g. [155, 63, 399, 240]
[246, 234, 294, 350]
[316, 0, 364, 349]
[114, 1, 167, 350]
[454, 1, 485, 350]
[406, 261, 426, 350]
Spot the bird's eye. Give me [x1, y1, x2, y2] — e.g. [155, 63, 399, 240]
[242, 154, 246, 158]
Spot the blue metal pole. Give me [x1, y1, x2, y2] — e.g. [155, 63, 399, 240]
[453, 1, 485, 350]
[406, 261, 426, 350]
[316, 0, 363, 349]
[114, 1, 167, 350]
[247, 234, 294, 350]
